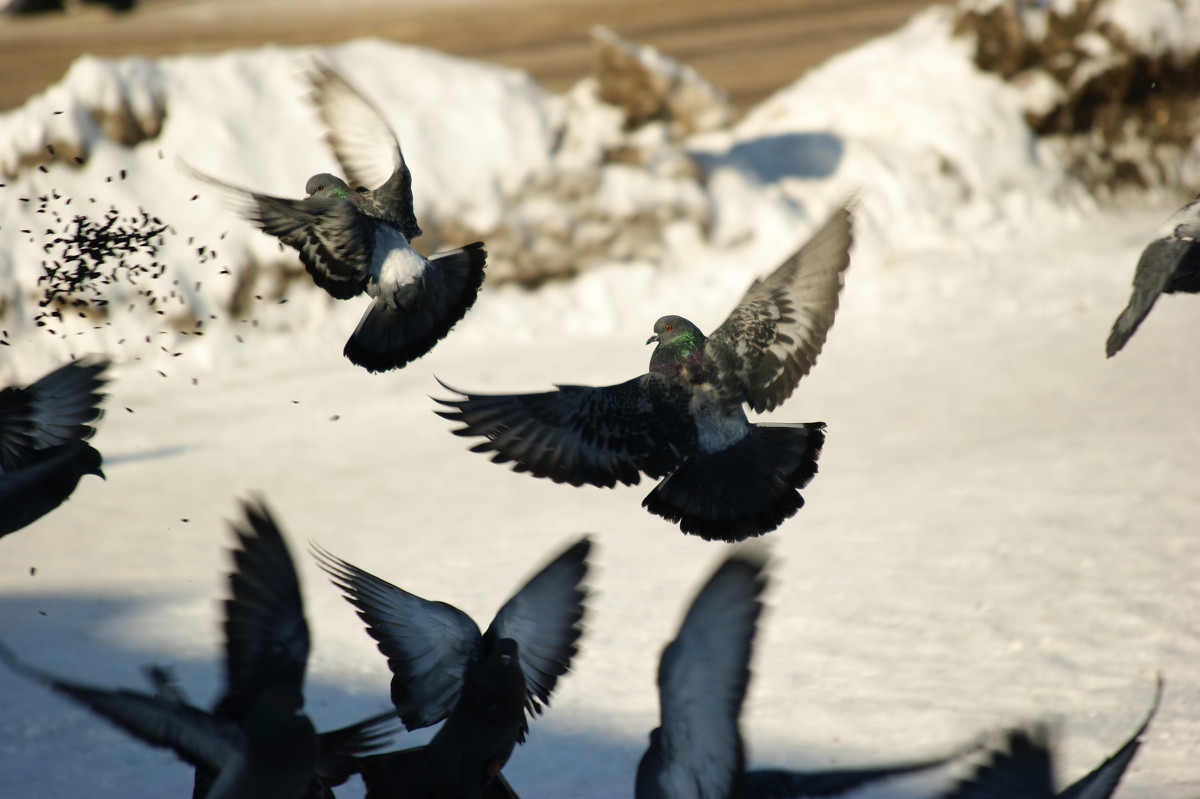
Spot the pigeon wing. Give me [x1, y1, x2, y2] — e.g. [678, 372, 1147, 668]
[1106, 236, 1196, 356]
[311, 545, 483, 730]
[706, 205, 853, 413]
[186, 166, 373, 300]
[0, 644, 239, 771]
[638, 548, 768, 799]
[0, 356, 109, 473]
[314, 709, 404, 789]
[739, 751, 963, 799]
[216, 499, 311, 722]
[308, 63, 421, 240]
[940, 727, 1056, 799]
[435, 374, 694, 488]
[1057, 677, 1161, 799]
[485, 537, 591, 737]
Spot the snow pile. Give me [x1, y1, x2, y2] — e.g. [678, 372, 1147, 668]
[954, 0, 1200, 191]
[0, 2, 1196, 374]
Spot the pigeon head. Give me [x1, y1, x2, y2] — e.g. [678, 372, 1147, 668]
[76, 444, 105, 480]
[304, 173, 354, 201]
[647, 315, 705, 374]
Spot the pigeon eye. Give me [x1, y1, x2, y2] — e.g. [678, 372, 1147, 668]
[665, 324, 673, 331]
[316, 185, 324, 192]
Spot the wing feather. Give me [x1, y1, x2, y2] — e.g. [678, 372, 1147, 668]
[311, 545, 482, 730]
[707, 205, 853, 413]
[434, 375, 693, 488]
[486, 537, 590, 738]
[308, 63, 421, 240]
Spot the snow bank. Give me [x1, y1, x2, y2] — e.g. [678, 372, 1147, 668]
[0, 1, 1196, 377]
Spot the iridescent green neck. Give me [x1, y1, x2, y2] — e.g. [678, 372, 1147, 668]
[650, 328, 703, 374]
[330, 184, 350, 200]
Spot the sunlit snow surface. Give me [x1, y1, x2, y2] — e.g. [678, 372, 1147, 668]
[0, 7, 1197, 799]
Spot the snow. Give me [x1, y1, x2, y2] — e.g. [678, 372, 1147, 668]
[1, 5, 1198, 799]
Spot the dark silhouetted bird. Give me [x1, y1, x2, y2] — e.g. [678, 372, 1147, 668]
[638, 547, 965, 799]
[312, 537, 590, 798]
[1107, 196, 1200, 356]
[188, 64, 485, 373]
[436, 205, 853, 541]
[0, 355, 109, 538]
[0, 498, 395, 799]
[940, 678, 1161, 799]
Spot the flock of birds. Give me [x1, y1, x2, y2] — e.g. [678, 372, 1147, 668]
[0, 59, 1196, 798]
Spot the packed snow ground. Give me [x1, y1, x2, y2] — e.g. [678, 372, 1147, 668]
[1, 5, 1198, 799]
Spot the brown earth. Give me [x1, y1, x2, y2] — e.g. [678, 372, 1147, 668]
[0, 0, 934, 113]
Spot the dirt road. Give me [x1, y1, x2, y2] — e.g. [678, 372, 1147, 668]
[0, 0, 932, 112]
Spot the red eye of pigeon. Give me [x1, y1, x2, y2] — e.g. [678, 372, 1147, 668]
[665, 324, 673, 331]
[316, 185, 324, 192]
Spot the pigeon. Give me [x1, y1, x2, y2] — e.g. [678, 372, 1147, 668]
[940, 678, 1161, 799]
[311, 537, 590, 797]
[188, 64, 486, 373]
[436, 204, 853, 541]
[1107, 195, 1200, 356]
[0, 498, 394, 799]
[0, 355, 109, 539]
[637, 547, 966, 799]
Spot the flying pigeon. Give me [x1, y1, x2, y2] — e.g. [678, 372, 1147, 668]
[311, 537, 590, 797]
[637, 547, 966, 799]
[940, 678, 1161, 799]
[1107, 195, 1200, 356]
[0, 356, 109, 539]
[188, 64, 486, 373]
[436, 204, 853, 541]
[0, 499, 395, 799]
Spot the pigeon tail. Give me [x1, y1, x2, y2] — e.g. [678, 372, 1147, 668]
[643, 423, 825, 541]
[344, 242, 486, 373]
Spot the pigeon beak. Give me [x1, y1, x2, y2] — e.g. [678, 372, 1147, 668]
[646, 334, 659, 345]
[97, 467, 107, 481]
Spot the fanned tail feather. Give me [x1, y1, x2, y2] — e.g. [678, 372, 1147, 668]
[344, 242, 486, 372]
[642, 423, 825, 542]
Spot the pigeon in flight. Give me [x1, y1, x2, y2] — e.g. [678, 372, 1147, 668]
[939, 677, 1161, 799]
[0, 356, 109, 539]
[1, 498, 395, 799]
[437, 204, 853, 541]
[311, 537, 590, 798]
[1107, 195, 1200, 356]
[637, 546, 968, 799]
[189, 64, 486, 373]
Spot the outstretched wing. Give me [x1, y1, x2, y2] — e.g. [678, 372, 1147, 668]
[308, 63, 421, 241]
[311, 544, 483, 730]
[1058, 677, 1162, 799]
[186, 166, 373, 300]
[0, 356, 109, 473]
[485, 537, 590, 739]
[0, 643, 239, 772]
[216, 498, 310, 722]
[740, 750, 963, 799]
[1107, 197, 1200, 356]
[636, 548, 768, 799]
[706, 204, 853, 413]
[434, 375, 695, 488]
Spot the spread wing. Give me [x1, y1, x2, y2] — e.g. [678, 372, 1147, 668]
[308, 63, 421, 241]
[706, 204, 853, 413]
[1106, 196, 1200, 356]
[0, 643, 239, 772]
[740, 752, 962, 799]
[0, 356, 109, 473]
[1057, 677, 1161, 799]
[434, 375, 695, 488]
[311, 544, 483, 730]
[186, 166, 373, 300]
[636, 548, 767, 799]
[485, 537, 590, 739]
[216, 498, 311, 722]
